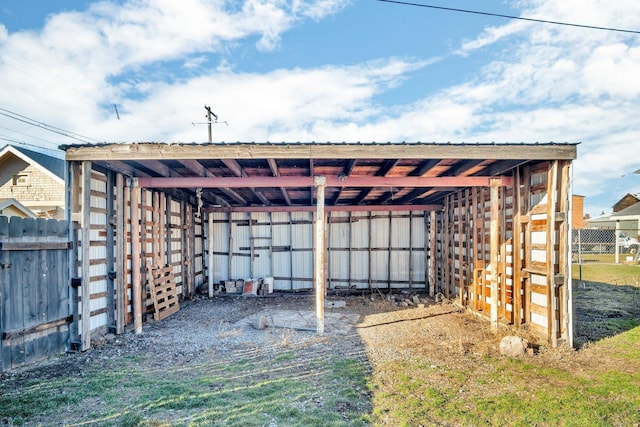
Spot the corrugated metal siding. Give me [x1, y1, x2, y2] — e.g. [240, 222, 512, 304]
[206, 210, 429, 291]
[212, 212, 229, 283]
[328, 212, 349, 288]
[291, 212, 313, 290]
[230, 212, 250, 279]
[250, 212, 272, 279]
[370, 213, 390, 286]
[271, 212, 291, 290]
[350, 212, 370, 287]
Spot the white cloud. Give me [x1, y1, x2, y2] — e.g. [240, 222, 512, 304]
[1, 0, 640, 212]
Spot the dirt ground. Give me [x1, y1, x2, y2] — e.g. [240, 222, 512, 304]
[1, 281, 639, 425]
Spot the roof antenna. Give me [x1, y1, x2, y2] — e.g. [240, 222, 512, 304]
[191, 105, 228, 142]
[113, 104, 120, 120]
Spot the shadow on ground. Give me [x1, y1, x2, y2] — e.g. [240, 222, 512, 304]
[572, 280, 640, 348]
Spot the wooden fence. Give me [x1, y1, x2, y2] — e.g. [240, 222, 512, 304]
[0, 216, 71, 371]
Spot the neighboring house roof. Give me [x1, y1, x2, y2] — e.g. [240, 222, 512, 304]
[611, 201, 640, 219]
[0, 144, 65, 182]
[0, 198, 37, 218]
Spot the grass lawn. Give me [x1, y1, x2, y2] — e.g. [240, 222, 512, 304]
[572, 262, 640, 286]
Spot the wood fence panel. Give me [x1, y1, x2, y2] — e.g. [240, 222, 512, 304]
[0, 216, 71, 371]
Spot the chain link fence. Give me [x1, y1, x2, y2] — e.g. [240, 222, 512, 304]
[572, 228, 640, 264]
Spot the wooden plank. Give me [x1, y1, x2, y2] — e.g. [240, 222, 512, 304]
[105, 171, 116, 333]
[130, 180, 143, 334]
[2, 316, 73, 339]
[81, 161, 92, 351]
[147, 265, 180, 321]
[547, 161, 559, 346]
[0, 241, 71, 250]
[138, 175, 514, 190]
[489, 179, 500, 331]
[0, 228, 7, 370]
[115, 173, 125, 334]
[64, 142, 578, 162]
[314, 176, 326, 334]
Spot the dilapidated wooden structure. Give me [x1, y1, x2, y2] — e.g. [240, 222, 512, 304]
[61, 142, 577, 350]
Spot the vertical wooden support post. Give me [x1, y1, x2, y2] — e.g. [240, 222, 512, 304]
[269, 212, 274, 279]
[115, 173, 125, 334]
[249, 212, 255, 278]
[288, 212, 293, 290]
[409, 211, 413, 288]
[348, 211, 352, 287]
[80, 161, 92, 351]
[129, 178, 143, 335]
[443, 197, 450, 299]
[228, 213, 234, 280]
[106, 171, 115, 333]
[512, 168, 523, 327]
[490, 179, 501, 332]
[208, 213, 215, 297]
[457, 193, 464, 304]
[562, 161, 574, 347]
[387, 212, 392, 290]
[68, 162, 81, 346]
[159, 193, 166, 266]
[314, 176, 326, 335]
[429, 210, 436, 296]
[547, 161, 559, 347]
[140, 189, 148, 319]
[615, 220, 621, 265]
[499, 187, 507, 320]
[368, 212, 373, 290]
[327, 212, 332, 290]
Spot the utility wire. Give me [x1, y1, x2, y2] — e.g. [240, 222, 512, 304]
[0, 108, 102, 144]
[376, 0, 640, 35]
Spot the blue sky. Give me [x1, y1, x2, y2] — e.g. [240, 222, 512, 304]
[1, 0, 639, 217]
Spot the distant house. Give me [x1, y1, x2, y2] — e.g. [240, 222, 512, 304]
[0, 198, 37, 218]
[587, 196, 640, 237]
[0, 145, 65, 219]
[572, 194, 585, 228]
[613, 193, 640, 213]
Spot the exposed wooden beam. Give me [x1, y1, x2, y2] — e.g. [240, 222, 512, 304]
[221, 159, 243, 177]
[136, 175, 513, 188]
[353, 159, 399, 204]
[177, 159, 245, 206]
[332, 159, 357, 204]
[267, 158, 293, 205]
[64, 142, 578, 161]
[206, 204, 442, 213]
[443, 159, 485, 177]
[140, 159, 172, 177]
[100, 160, 153, 177]
[221, 159, 270, 205]
[411, 159, 440, 176]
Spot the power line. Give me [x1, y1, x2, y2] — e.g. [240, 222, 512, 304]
[0, 134, 65, 157]
[0, 108, 102, 144]
[375, 0, 640, 35]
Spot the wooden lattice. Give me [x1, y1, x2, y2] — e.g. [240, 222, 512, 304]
[147, 265, 180, 321]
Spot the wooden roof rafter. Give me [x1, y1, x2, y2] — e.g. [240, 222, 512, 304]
[221, 159, 270, 205]
[267, 158, 292, 206]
